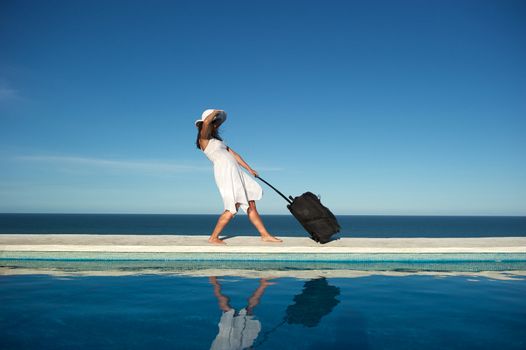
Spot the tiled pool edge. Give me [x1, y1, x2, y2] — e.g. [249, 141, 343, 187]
[2, 235, 525, 261]
[2, 251, 526, 262]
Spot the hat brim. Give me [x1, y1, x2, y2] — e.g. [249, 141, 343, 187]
[194, 112, 227, 127]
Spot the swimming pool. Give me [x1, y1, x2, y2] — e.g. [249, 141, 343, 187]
[1, 261, 525, 349]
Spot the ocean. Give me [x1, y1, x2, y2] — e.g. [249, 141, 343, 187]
[0, 213, 525, 237]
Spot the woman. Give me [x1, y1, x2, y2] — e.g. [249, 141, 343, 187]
[195, 109, 282, 244]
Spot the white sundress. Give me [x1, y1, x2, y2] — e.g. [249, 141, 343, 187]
[203, 138, 263, 214]
[210, 308, 261, 350]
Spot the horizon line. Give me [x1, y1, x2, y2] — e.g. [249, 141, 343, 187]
[0, 212, 525, 217]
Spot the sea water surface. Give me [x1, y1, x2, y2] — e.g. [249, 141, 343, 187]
[1, 214, 525, 237]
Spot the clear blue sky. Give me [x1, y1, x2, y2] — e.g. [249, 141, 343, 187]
[1, 0, 525, 215]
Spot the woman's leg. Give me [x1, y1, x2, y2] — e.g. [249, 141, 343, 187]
[245, 278, 276, 315]
[247, 201, 282, 242]
[208, 205, 239, 244]
[209, 276, 232, 312]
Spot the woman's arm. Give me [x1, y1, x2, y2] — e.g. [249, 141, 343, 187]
[228, 147, 258, 177]
[199, 109, 222, 140]
[198, 110, 222, 151]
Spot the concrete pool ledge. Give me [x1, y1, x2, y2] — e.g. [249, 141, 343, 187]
[1, 234, 526, 253]
[1, 235, 526, 261]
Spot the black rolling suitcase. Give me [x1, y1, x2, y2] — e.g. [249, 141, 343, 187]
[256, 176, 341, 243]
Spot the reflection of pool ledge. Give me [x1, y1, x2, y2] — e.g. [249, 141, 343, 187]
[1, 235, 526, 261]
[2, 267, 526, 280]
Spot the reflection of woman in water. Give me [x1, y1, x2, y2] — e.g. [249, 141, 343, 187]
[209, 277, 274, 350]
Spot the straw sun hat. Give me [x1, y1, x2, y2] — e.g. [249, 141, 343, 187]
[195, 109, 227, 127]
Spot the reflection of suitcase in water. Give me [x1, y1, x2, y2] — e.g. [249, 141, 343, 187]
[256, 176, 341, 244]
[255, 277, 342, 347]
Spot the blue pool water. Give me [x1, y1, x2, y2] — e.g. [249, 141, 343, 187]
[1, 268, 525, 349]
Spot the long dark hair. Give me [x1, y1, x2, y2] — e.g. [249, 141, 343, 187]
[196, 120, 223, 150]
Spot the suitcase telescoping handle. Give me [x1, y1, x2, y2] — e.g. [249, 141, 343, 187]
[255, 175, 293, 205]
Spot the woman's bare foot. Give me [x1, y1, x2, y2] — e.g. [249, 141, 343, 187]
[208, 237, 226, 245]
[260, 235, 282, 243]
